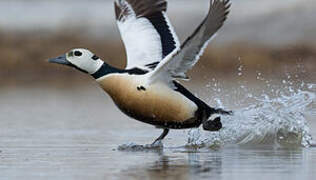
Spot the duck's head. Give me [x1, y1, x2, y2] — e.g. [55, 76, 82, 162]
[49, 48, 104, 74]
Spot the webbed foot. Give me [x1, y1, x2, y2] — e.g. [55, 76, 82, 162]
[203, 117, 222, 131]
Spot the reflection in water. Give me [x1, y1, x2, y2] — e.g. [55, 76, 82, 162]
[118, 145, 312, 180]
[120, 150, 217, 179]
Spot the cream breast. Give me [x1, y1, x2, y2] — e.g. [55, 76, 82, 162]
[96, 74, 198, 124]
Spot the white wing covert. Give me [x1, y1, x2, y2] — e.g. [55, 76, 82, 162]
[147, 0, 230, 85]
[115, 0, 180, 70]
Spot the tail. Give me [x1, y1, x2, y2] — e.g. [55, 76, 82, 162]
[213, 108, 233, 115]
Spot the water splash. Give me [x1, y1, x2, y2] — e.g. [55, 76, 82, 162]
[188, 88, 315, 148]
[189, 64, 316, 148]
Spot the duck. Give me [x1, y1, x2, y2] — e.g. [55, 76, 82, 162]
[49, 0, 232, 145]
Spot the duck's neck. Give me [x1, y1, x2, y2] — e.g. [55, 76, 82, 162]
[91, 62, 124, 79]
[91, 62, 149, 79]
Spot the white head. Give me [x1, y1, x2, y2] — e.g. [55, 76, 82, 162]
[49, 48, 104, 74]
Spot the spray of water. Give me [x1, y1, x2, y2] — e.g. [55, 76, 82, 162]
[187, 63, 315, 148]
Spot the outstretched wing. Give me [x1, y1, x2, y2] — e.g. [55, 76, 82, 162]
[147, 0, 230, 85]
[115, 0, 180, 70]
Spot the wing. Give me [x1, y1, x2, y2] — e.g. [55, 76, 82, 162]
[115, 0, 180, 70]
[147, 0, 230, 85]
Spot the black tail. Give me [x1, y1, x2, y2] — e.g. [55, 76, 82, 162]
[213, 108, 233, 115]
[172, 81, 233, 131]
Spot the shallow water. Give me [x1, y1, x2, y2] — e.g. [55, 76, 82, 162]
[0, 78, 315, 179]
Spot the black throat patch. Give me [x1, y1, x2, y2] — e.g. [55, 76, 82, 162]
[91, 64, 148, 79]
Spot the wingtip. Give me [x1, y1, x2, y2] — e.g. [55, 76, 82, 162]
[210, 0, 231, 8]
[209, 0, 231, 18]
[114, 1, 121, 20]
[115, 0, 167, 19]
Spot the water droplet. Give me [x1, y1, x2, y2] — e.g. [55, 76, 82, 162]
[289, 87, 294, 93]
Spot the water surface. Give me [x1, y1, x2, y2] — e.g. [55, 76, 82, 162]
[0, 81, 315, 179]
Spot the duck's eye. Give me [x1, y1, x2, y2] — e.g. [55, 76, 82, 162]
[92, 55, 99, 60]
[74, 51, 83, 56]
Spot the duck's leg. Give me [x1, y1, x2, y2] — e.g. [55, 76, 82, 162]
[152, 129, 169, 145]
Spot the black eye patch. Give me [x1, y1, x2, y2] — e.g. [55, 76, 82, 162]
[92, 55, 99, 60]
[74, 51, 83, 56]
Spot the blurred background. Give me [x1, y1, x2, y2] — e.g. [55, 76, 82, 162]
[0, 1, 316, 179]
[0, 0, 315, 87]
